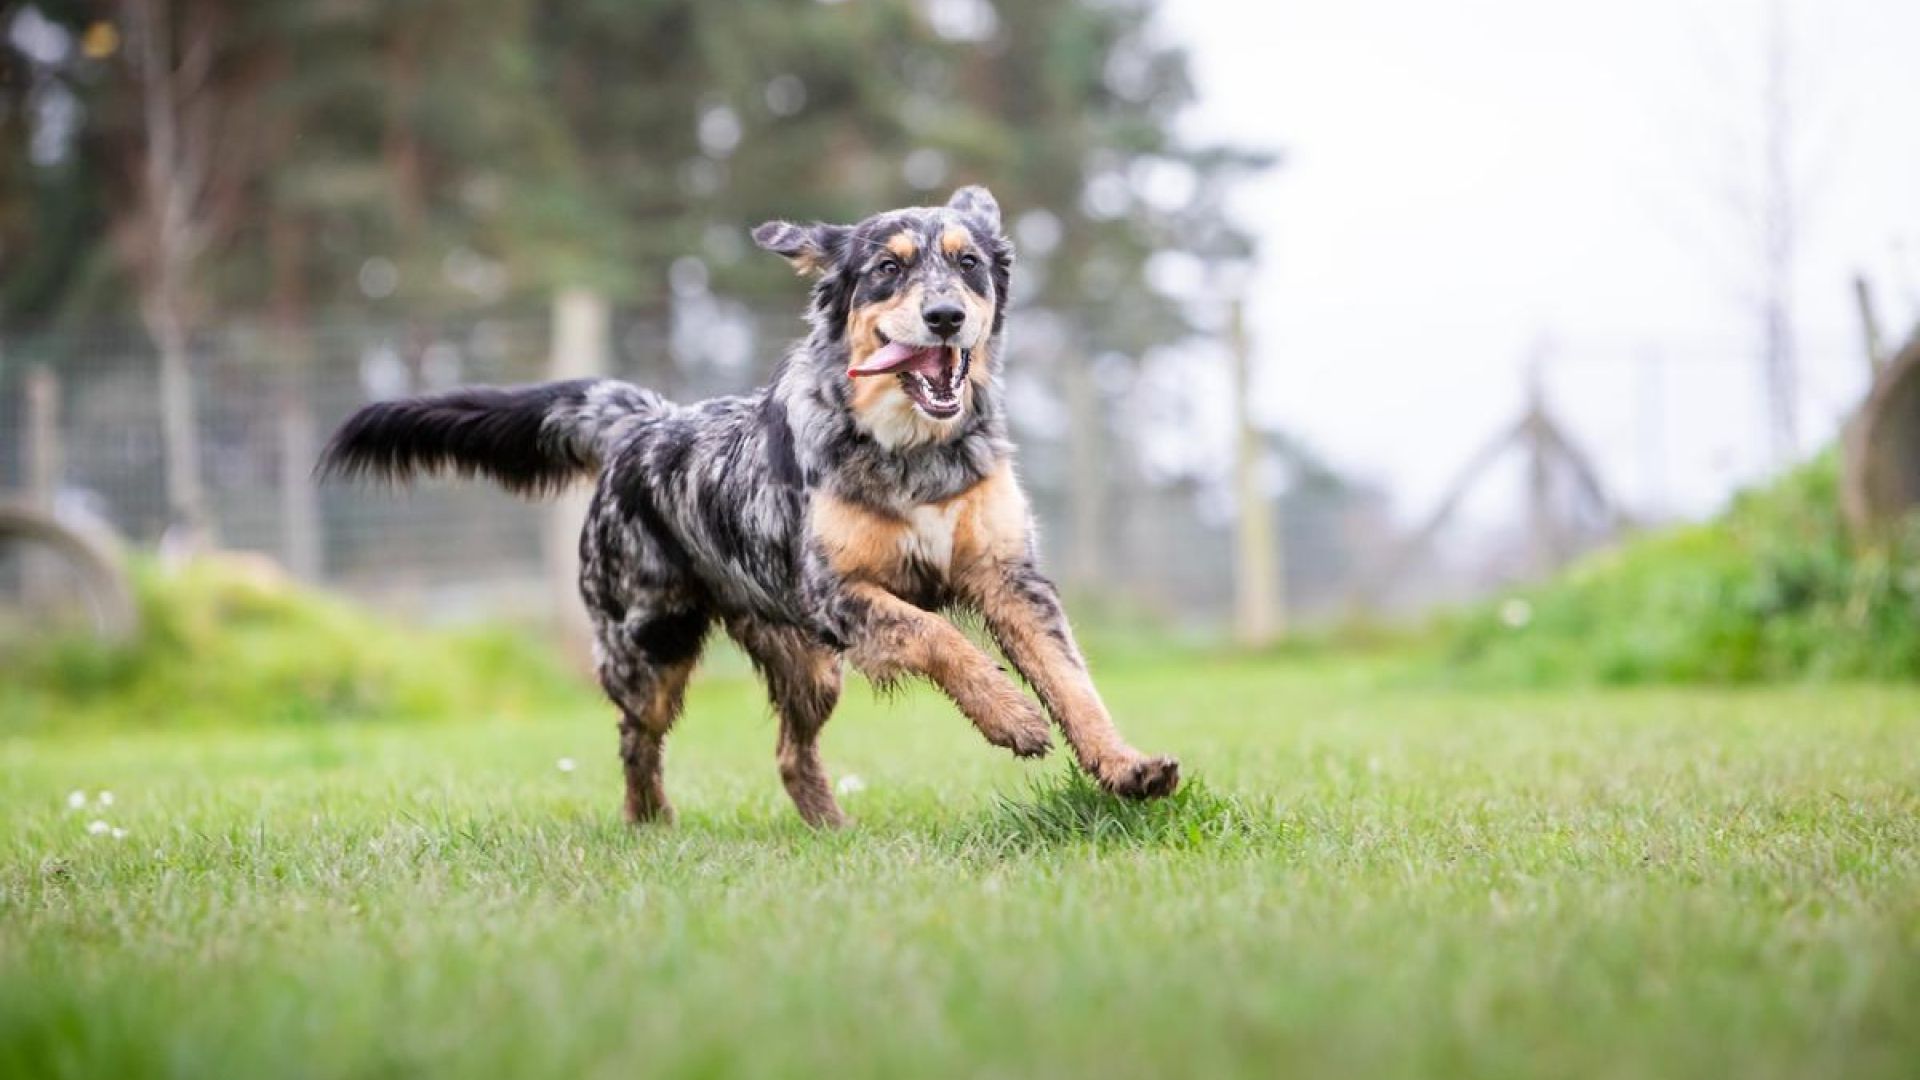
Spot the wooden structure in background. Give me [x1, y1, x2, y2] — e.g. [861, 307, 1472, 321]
[1843, 333, 1920, 532]
[1364, 357, 1627, 604]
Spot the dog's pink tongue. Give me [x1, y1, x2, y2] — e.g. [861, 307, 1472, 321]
[849, 342, 943, 378]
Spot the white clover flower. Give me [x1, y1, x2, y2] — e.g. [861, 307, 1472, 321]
[110, 827, 128, 840]
[67, 790, 88, 810]
[835, 774, 867, 796]
[556, 757, 577, 773]
[1500, 598, 1534, 630]
[98, 791, 115, 807]
[86, 819, 110, 836]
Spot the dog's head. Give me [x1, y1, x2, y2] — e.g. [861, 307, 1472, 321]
[755, 187, 1012, 440]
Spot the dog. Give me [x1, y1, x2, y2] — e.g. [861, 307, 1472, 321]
[319, 186, 1179, 826]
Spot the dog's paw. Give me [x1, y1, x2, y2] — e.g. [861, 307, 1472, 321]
[1105, 755, 1180, 800]
[981, 694, 1052, 758]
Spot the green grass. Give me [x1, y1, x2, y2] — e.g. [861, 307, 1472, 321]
[1441, 455, 1920, 685]
[1, 559, 587, 735]
[4, 654, 1917, 1079]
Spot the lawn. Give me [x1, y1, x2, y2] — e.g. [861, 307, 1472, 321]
[3, 653, 1917, 1079]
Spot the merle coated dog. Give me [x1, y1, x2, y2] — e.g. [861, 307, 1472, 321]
[320, 186, 1179, 826]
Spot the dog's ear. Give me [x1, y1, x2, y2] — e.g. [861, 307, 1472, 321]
[752, 220, 849, 276]
[946, 186, 1001, 233]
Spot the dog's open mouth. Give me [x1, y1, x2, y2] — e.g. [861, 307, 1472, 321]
[848, 340, 970, 419]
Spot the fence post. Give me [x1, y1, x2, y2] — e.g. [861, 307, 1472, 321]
[278, 383, 323, 581]
[1230, 298, 1281, 646]
[547, 288, 609, 665]
[25, 365, 61, 512]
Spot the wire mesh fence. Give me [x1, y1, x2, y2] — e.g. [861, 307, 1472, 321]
[1, 299, 1377, 630]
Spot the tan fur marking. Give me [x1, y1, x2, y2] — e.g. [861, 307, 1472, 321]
[813, 463, 1027, 588]
[886, 233, 919, 261]
[949, 461, 1031, 569]
[940, 227, 972, 256]
[729, 616, 847, 828]
[846, 285, 919, 366]
[787, 252, 830, 276]
[619, 659, 695, 824]
[812, 492, 914, 589]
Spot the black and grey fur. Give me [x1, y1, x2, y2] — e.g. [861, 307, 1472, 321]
[321, 186, 1178, 826]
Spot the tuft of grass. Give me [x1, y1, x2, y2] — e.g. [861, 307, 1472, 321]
[976, 764, 1277, 851]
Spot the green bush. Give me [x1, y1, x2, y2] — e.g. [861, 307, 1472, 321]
[1441, 454, 1920, 685]
[1, 558, 593, 734]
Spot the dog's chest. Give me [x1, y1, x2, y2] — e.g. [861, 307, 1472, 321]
[897, 502, 965, 574]
[810, 462, 1027, 590]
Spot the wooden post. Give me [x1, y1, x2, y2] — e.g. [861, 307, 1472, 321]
[278, 388, 322, 581]
[1854, 274, 1887, 377]
[1523, 361, 1560, 574]
[25, 365, 61, 512]
[21, 364, 64, 611]
[547, 288, 608, 664]
[1230, 298, 1280, 645]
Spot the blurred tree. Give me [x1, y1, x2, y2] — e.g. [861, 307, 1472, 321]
[526, 0, 1267, 306]
[0, 1, 118, 328]
[109, 0, 270, 543]
[528, 0, 1269, 585]
[7, 0, 1265, 327]
[2, 0, 1299, 615]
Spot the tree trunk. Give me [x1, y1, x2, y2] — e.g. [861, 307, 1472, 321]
[147, 298, 211, 543]
[132, 0, 212, 546]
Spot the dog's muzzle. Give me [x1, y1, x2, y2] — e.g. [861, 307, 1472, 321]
[848, 341, 971, 419]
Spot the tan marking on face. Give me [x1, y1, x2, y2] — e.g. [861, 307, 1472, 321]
[846, 284, 922, 367]
[886, 233, 919, 261]
[940, 227, 972, 257]
[958, 291, 995, 353]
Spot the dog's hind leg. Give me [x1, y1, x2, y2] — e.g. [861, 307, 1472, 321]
[595, 609, 709, 825]
[727, 617, 847, 828]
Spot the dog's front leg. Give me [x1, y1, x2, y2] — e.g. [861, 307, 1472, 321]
[958, 560, 1179, 799]
[839, 582, 1051, 758]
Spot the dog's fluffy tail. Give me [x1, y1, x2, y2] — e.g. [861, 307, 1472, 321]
[317, 378, 665, 496]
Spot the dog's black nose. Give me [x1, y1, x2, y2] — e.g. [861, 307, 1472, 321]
[922, 302, 966, 339]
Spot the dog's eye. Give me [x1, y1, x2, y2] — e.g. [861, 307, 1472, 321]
[872, 258, 900, 277]
[957, 252, 980, 271]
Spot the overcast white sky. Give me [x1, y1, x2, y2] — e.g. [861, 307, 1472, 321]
[1158, 0, 1920, 524]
